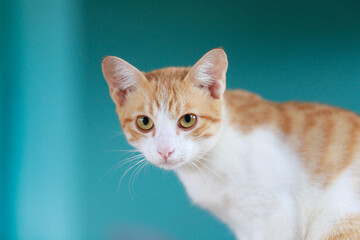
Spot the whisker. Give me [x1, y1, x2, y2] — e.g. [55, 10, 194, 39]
[144, 162, 152, 173]
[119, 159, 146, 189]
[129, 160, 147, 194]
[193, 154, 224, 169]
[109, 149, 141, 154]
[188, 161, 210, 188]
[196, 150, 218, 157]
[129, 161, 149, 195]
[194, 158, 226, 183]
[110, 154, 145, 173]
[103, 155, 144, 181]
[109, 131, 126, 138]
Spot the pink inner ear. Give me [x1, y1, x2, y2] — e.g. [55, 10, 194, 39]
[209, 81, 224, 99]
[189, 48, 228, 99]
[111, 88, 127, 106]
[208, 62, 226, 99]
[102, 56, 147, 105]
[102, 56, 143, 91]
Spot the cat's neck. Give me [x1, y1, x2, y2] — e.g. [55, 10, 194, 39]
[175, 100, 303, 198]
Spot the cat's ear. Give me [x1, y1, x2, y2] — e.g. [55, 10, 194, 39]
[102, 56, 146, 106]
[187, 48, 228, 99]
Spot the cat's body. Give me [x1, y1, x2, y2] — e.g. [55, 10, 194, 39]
[102, 49, 360, 239]
[178, 90, 360, 240]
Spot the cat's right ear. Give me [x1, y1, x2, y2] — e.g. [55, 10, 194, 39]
[102, 56, 145, 106]
[186, 48, 228, 99]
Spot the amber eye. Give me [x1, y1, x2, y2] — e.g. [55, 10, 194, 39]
[179, 114, 197, 129]
[136, 116, 154, 131]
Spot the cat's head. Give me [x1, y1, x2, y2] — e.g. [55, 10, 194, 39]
[102, 48, 228, 170]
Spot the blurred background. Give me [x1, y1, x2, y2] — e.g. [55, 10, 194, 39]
[1, 0, 360, 239]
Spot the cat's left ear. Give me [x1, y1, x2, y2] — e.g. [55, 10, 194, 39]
[186, 48, 228, 99]
[102, 56, 146, 106]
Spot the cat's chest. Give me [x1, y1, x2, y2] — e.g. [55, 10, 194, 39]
[176, 160, 277, 212]
[176, 165, 228, 208]
[175, 157, 299, 239]
[176, 127, 300, 205]
[175, 127, 304, 237]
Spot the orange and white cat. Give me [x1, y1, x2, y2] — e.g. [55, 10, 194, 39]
[102, 48, 360, 240]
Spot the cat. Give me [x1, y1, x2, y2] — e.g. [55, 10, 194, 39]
[101, 48, 360, 240]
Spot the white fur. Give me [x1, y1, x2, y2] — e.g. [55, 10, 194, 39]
[173, 108, 360, 240]
[132, 104, 360, 239]
[303, 167, 360, 239]
[176, 115, 302, 239]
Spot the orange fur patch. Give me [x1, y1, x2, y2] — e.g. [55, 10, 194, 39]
[323, 216, 360, 240]
[225, 90, 360, 186]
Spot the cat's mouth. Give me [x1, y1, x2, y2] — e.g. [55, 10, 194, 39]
[154, 160, 186, 170]
[143, 151, 190, 170]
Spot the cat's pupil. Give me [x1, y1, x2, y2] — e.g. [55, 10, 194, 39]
[142, 117, 149, 125]
[184, 115, 191, 123]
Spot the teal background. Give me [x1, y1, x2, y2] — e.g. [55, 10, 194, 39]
[1, 0, 360, 239]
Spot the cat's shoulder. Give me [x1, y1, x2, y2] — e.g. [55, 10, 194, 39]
[223, 89, 360, 134]
[224, 89, 263, 103]
[224, 89, 360, 120]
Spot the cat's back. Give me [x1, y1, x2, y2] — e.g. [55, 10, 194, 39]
[224, 90, 360, 238]
[224, 89, 360, 186]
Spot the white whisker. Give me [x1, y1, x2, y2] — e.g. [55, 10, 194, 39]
[109, 131, 126, 138]
[194, 158, 226, 183]
[129, 160, 148, 195]
[188, 160, 210, 188]
[119, 159, 146, 189]
[111, 154, 144, 172]
[103, 154, 144, 180]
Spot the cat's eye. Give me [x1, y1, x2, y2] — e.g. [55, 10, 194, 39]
[179, 114, 197, 129]
[136, 116, 154, 131]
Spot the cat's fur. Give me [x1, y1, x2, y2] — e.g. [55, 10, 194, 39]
[102, 48, 360, 240]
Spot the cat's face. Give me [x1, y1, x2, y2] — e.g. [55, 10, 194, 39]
[102, 49, 228, 169]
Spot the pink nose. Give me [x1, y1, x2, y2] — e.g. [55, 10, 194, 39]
[157, 148, 174, 162]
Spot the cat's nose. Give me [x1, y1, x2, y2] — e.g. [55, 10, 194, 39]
[157, 148, 174, 162]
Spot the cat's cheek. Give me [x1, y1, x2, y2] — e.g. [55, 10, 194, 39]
[125, 138, 153, 161]
[179, 144, 198, 165]
[138, 144, 166, 167]
[126, 138, 142, 150]
[192, 136, 220, 158]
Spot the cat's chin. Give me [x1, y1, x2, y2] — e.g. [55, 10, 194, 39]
[155, 161, 186, 170]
